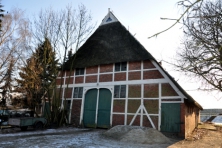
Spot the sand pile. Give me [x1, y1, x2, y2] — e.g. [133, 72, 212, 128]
[103, 125, 171, 144]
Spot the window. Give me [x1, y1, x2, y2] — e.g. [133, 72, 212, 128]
[75, 68, 84, 75]
[115, 62, 127, 72]
[114, 85, 126, 98]
[106, 17, 112, 22]
[73, 87, 83, 98]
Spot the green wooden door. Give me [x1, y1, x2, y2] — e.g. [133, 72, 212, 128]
[161, 103, 181, 132]
[83, 89, 98, 128]
[97, 88, 112, 128]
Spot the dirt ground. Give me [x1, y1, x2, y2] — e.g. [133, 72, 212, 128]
[0, 126, 221, 147]
[169, 129, 222, 148]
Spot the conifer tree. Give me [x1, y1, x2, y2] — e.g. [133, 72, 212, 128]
[0, 58, 15, 106]
[16, 55, 43, 108]
[17, 38, 59, 111]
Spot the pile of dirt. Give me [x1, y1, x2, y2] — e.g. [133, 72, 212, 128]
[103, 125, 171, 144]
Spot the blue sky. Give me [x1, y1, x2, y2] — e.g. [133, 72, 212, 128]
[2, 0, 222, 109]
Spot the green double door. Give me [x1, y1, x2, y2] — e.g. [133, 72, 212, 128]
[161, 103, 181, 133]
[83, 88, 112, 128]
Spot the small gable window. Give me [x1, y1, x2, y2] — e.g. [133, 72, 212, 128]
[106, 17, 112, 22]
[75, 68, 84, 75]
[73, 87, 83, 98]
[114, 85, 126, 98]
[115, 62, 127, 72]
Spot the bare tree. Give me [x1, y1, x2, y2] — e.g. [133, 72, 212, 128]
[33, 4, 95, 64]
[32, 4, 95, 126]
[0, 0, 4, 32]
[148, 0, 204, 38]
[0, 8, 31, 93]
[32, 7, 61, 53]
[175, 0, 222, 92]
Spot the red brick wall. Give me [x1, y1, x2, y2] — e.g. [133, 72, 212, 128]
[144, 100, 159, 114]
[59, 60, 193, 132]
[65, 77, 74, 84]
[129, 61, 141, 70]
[66, 71, 74, 77]
[85, 75, 97, 83]
[143, 70, 164, 79]
[114, 72, 126, 81]
[128, 99, 140, 112]
[143, 60, 155, 69]
[127, 115, 140, 126]
[162, 83, 178, 96]
[143, 116, 158, 129]
[86, 66, 98, 74]
[100, 64, 113, 73]
[113, 100, 125, 112]
[128, 71, 141, 80]
[58, 71, 65, 77]
[144, 84, 159, 98]
[112, 114, 124, 126]
[180, 103, 185, 138]
[161, 99, 181, 101]
[71, 100, 82, 126]
[64, 88, 73, 98]
[99, 74, 112, 82]
[56, 78, 64, 85]
[75, 76, 84, 84]
[128, 85, 141, 98]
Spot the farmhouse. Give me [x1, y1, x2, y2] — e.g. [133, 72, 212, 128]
[56, 10, 203, 138]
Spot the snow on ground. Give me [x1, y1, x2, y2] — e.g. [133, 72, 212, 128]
[0, 126, 174, 148]
[0, 127, 83, 137]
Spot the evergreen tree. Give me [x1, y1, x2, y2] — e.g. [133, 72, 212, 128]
[1, 58, 14, 92]
[35, 38, 59, 101]
[16, 38, 59, 110]
[16, 55, 43, 108]
[0, 58, 15, 106]
[62, 48, 74, 70]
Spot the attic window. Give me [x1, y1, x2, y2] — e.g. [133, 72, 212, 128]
[106, 17, 112, 22]
[115, 62, 127, 72]
[75, 68, 84, 75]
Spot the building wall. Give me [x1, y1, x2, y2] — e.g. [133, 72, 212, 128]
[56, 60, 199, 134]
[185, 103, 200, 138]
[180, 103, 186, 137]
[71, 100, 82, 126]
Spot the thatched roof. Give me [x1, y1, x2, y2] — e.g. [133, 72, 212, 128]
[63, 21, 155, 70]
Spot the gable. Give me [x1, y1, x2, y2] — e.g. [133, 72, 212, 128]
[100, 10, 118, 26]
